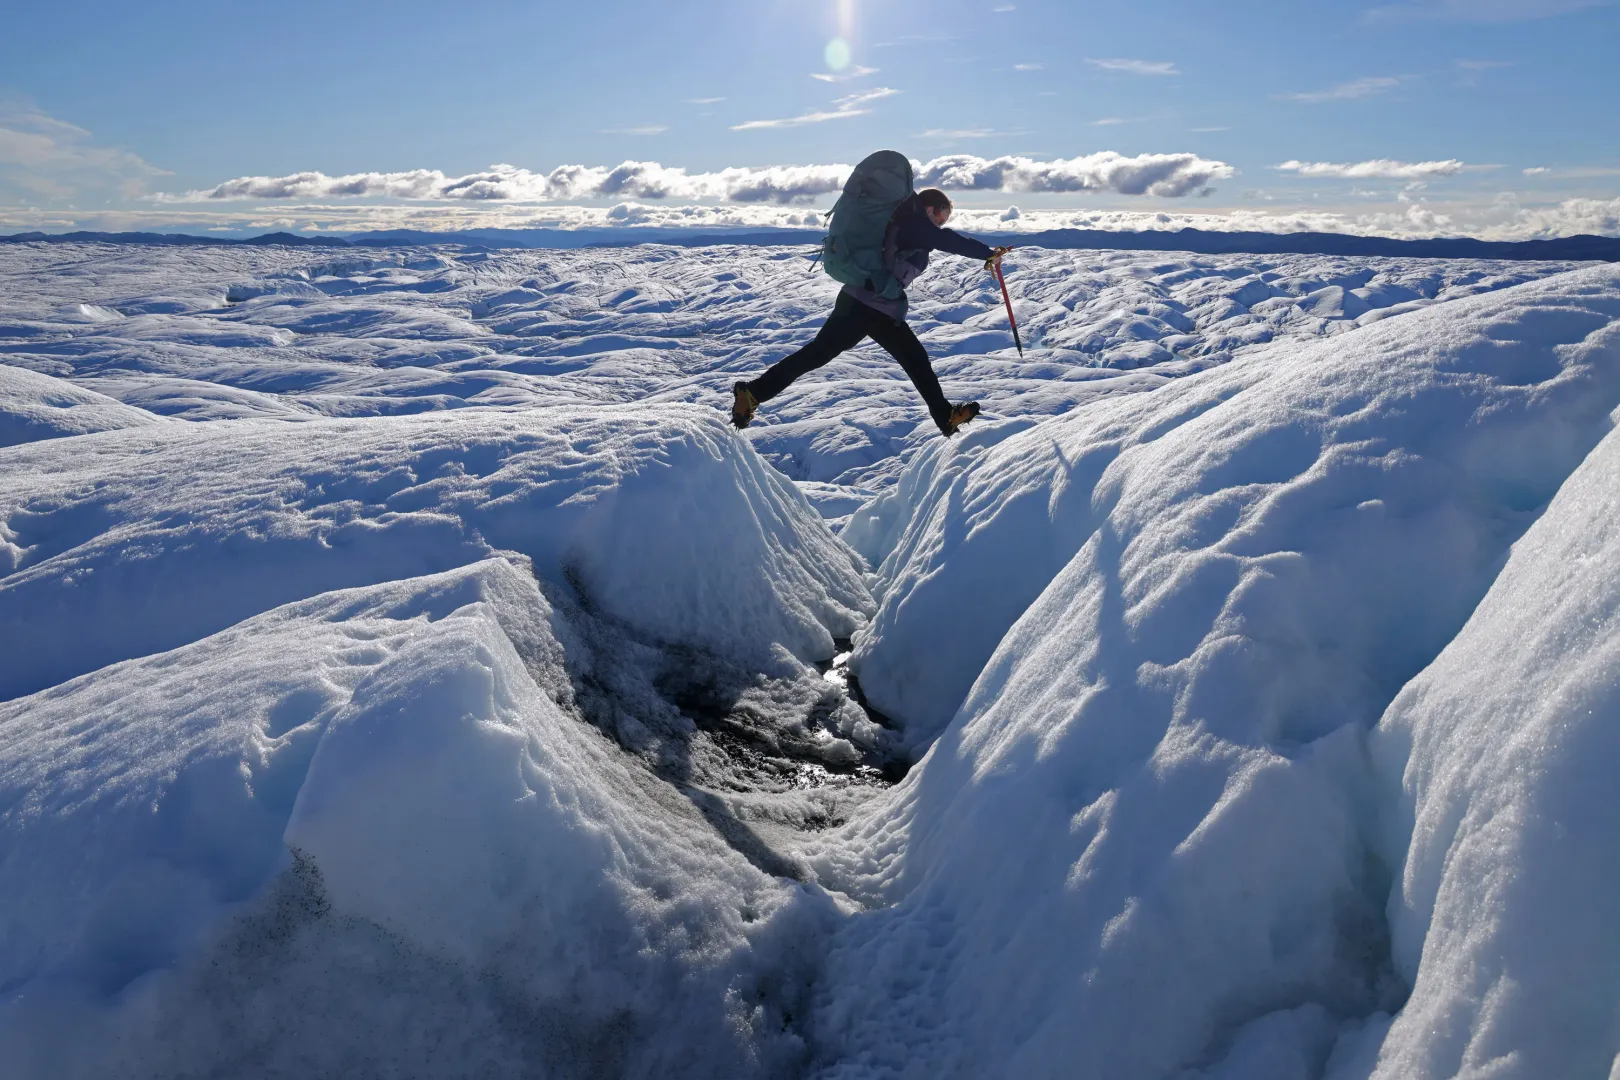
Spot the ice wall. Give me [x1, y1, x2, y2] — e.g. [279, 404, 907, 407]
[808, 266, 1620, 1078]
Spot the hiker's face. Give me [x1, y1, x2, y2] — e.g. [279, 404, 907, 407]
[927, 204, 952, 227]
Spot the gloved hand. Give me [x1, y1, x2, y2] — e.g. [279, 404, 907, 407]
[984, 245, 1012, 270]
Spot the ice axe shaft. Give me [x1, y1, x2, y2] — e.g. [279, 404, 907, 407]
[993, 260, 1023, 357]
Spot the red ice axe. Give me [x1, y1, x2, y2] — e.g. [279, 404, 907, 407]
[991, 255, 1023, 357]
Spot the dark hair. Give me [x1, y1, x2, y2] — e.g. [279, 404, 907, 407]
[917, 188, 953, 213]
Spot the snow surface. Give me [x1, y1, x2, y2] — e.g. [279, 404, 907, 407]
[2, 240, 1618, 1078]
[0, 362, 163, 447]
[810, 264, 1620, 1079]
[2, 560, 830, 1076]
[844, 267, 1620, 749]
[1369, 420, 1620, 1080]
[0, 407, 867, 700]
[0, 241, 1576, 526]
[1, 404, 876, 1078]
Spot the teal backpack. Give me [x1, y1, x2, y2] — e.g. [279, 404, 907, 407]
[821, 150, 914, 300]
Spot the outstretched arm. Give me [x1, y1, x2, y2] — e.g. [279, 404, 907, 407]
[895, 215, 997, 261]
[932, 225, 997, 262]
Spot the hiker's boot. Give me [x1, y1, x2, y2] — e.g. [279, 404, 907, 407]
[942, 401, 980, 437]
[732, 381, 759, 430]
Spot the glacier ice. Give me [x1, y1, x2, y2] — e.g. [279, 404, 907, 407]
[1, 239, 1618, 1078]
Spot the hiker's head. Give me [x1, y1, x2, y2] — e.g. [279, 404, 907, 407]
[918, 188, 953, 226]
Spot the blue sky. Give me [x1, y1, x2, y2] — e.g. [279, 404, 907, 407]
[2, 0, 1616, 238]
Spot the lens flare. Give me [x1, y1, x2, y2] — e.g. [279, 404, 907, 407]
[836, 0, 856, 38]
[825, 37, 852, 71]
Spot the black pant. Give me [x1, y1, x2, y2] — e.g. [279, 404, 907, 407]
[746, 290, 953, 431]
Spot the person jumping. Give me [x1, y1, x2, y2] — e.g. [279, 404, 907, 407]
[731, 150, 1009, 437]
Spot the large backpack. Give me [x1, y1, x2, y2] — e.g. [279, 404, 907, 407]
[821, 150, 914, 300]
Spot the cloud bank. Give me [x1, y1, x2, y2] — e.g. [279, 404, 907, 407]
[174, 162, 854, 206]
[1276, 158, 1466, 179]
[0, 100, 169, 201]
[165, 151, 1236, 206]
[915, 152, 1233, 197]
[15, 194, 1620, 244]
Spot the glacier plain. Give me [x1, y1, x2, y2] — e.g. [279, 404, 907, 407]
[1, 239, 1618, 1079]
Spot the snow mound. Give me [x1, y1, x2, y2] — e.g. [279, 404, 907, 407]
[0, 404, 869, 701]
[802, 265, 1620, 1077]
[0, 558, 832, 1077]
[0, 364, 163, 447]
[1367, 420, 1620, 1080]
[0, 402, 881, 1078]
[850, 264, 1620, 750]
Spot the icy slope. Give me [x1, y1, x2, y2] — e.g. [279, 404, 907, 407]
[847, 265, 1620, 747]
[0, 363, 162, 447]
[1, 559, 828, 1078]
[805, 265, 1620, 1078]
[0, 403, 880, 1078]
[1367, 422, 1620, 1080]
[0, 404, 867, 700]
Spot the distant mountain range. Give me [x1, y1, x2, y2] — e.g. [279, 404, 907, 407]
[5, 226, 1619, 263]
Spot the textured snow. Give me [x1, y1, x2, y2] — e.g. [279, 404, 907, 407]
[0, 241, 1575, 522]
[0, 363, 163, 447]
[845, 267, 1620, 748]
[1, 559, 832, 1077]
[0, 406, 867, 700]
[2, 240, 1619, 1079]
[1368, 421, 1620, 1080]
[806, 264, 1620, 1079]
[0, 402, 874, 1078]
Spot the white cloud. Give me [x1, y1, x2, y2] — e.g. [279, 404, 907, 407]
[1531, 196, 1620, 234]
[730, 87, 898, 131]
[0, 100, 169, 201]
[917, 128, 997, 139]
[810, 65, 878, 82]
[1190, 126, 1230, 133]
[600, 126, 668, 136]
[1086, 58, 1180, 76]
[1283, 76, 1409, 103]
[992, 4, 1016, 11]
[164, 150, 1235, 208]
[1012, 63, 1044, 72]
[1276, 158, 1466, 180]
[683, 97, 726, 105]
[1517, 165, 1620, 179]
[963, 195, 1620, 240]
[914, 151, 1234, 197]
[15, 193, 1620, 243]
[168, 162, 852, 206]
